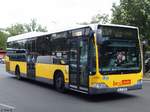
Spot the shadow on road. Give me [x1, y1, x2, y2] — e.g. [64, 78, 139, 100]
[11, 76, 138, 103]
[67, 91, 137, 103]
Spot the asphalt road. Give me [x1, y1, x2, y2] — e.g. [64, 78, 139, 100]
[0, 64, 150, 112]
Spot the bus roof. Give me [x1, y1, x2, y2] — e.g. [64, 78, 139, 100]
[7, 24, 138, 42]
[7, 25, 93, 42]
[7, 32, 47, 42]
[99, 24, 138, 29]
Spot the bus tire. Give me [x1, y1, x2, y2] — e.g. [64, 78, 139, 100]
[54, 72, 65, 92]
[15, 66, 21, 80]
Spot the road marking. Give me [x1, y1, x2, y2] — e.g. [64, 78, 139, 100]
[0, 103, 16, 110]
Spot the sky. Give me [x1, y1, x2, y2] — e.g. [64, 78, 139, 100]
[0, 0, 119, 31]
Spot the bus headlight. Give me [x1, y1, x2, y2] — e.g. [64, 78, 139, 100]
[92, 83, 108, 89]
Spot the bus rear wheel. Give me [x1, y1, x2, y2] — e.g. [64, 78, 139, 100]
[54, 73, 65, 92]
[15, 66, 21, 80]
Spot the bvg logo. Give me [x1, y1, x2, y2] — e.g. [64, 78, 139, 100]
[113, 80, 131, 86]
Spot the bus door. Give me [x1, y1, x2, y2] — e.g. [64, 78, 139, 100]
[78, 38, 88, 89]
[69, 38, 88, 90]
[27, 55, 36, 79]
[69, 38, 79, 87]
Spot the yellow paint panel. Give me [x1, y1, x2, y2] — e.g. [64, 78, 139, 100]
[9, 61, 27, 74]
[89, 71, 143, 88]
[36, 63, 69, 83]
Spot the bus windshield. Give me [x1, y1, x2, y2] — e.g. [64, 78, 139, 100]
[97, 26, 141, 75]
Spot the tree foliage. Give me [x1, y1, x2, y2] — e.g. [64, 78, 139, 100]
[24, 19, 47, 32]
[0, 19, 47, 49]
[6, 19, 47, 36]
[79, 13, 109, 25]
[111, 0, 150, 39]
[6, 23, 25, 36]
[90, 13, 109, 24]
[0, 30, 8, 50]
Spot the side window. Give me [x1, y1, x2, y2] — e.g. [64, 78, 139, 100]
[50, 32, 69, 64]
[31, 39, 36, 52]
[36, 56, 53, 64]
[17, 40, 25, 49]
[36, 36, 51, 55]
[7, 42, 11, 48]
[25, 40, 31, 51]
[28, 40, 32, 52]
[80, 40, 88, 65]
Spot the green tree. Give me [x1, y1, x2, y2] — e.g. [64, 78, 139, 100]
[24, 19, 47, 32]
[0, 30, 8, 50]
[111, 0, 150, 39]
[6, 23, 25, 36]
[90, 13, 109, 24]
[1, 19, 47, 49]
[6, 19, 47, 37]
[79, 13, 110, 25]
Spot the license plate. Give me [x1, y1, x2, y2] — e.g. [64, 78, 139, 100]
[117, 88, 128, 92]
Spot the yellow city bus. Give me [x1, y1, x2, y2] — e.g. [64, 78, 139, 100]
[5, 24, 143, 94]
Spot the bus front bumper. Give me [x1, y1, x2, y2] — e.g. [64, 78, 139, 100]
[89, 84, 142, 95]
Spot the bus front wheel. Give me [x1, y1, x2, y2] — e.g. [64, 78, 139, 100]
[54, 72, 65, 92]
